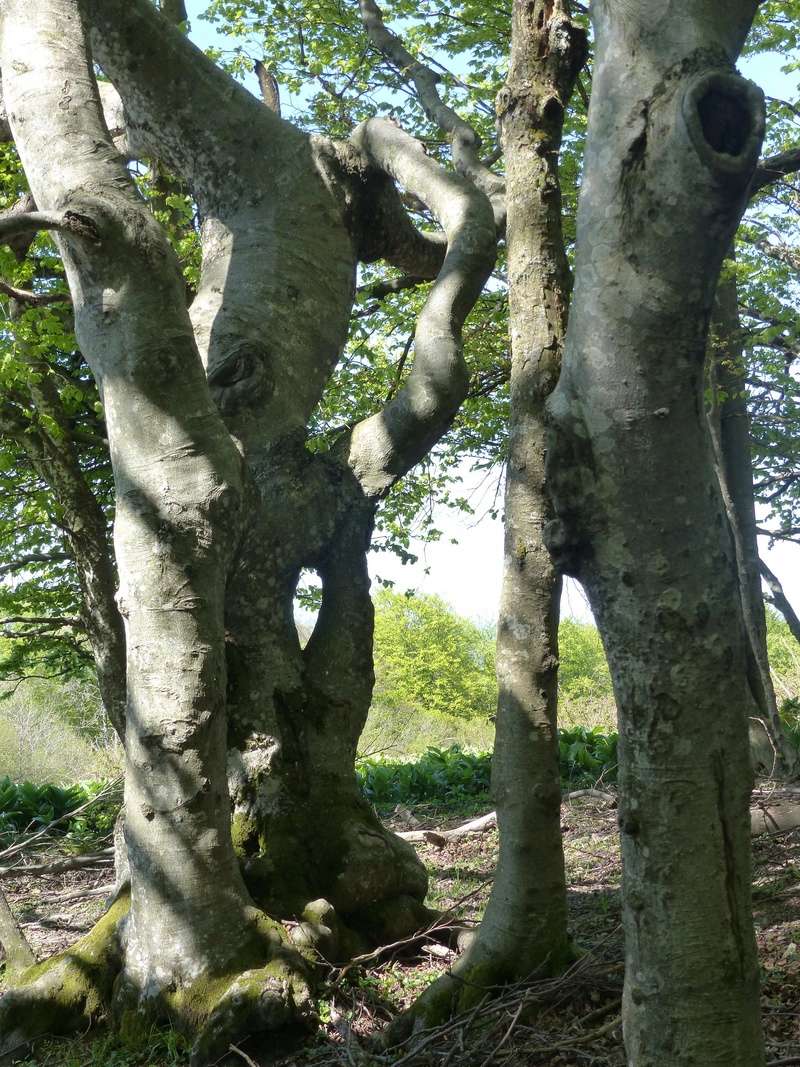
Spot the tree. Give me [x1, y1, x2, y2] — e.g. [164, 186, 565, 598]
[0, 0, 498, 1056]
[546, 2, 768, 1061]
[372, 589, 496, 721]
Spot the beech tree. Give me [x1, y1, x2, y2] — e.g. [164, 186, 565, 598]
[0, 0, 501, 1057]
[546, 2, 769, 1062]
[0, 0, 798, 1064]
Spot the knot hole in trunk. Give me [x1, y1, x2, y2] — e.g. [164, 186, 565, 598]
[682, 71, 764, 179]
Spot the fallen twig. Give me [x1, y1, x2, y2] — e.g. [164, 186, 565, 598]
[29, 882, 114, 905]
[0, 847, 114, 878]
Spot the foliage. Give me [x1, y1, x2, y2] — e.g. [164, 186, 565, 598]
[372, 590, 496, 721]
[0, 679, 121, 783]
[558, 618, 613, 701]
[357, 744, 492, 807]
[356, 726, 620, 809]
[0, 776, 119, 843]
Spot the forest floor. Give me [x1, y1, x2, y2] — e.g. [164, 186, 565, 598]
[1, 794, 799, 1066]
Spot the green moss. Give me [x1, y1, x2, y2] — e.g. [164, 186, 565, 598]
[0, 891, 129, 1054]
[230, 811, 259, 855]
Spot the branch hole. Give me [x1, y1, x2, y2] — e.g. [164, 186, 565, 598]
[696, 88, 751, 157]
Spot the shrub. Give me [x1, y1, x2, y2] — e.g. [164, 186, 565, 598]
[356, 727, 619, 810]
[0, 776, 120, 845]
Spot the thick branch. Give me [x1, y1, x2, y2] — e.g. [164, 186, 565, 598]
[760, 558, 800, 646]
[750, 146, 800, 197]
[85, 0, 302, 207]
[357, 0, 505, 225]
[347, 119, 496, 496]
[0, 211, 98, 245]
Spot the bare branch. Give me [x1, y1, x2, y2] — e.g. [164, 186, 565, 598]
[357, 0, 505, 226]
[0, 211, 99, 245]
[0, 279, 69, 306]
[0, 552, 71, 577]
[759, 558, 800, 645]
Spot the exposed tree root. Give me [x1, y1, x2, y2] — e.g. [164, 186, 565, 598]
[238, 797, 432, 955]
[0, 893, 317, 1067]
[0, 890, 128, 1056]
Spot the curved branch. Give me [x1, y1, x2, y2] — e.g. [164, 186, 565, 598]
[357, 0, 506, 226]
[347, 119, 496, 496]
[358, 171, 447, 276]
[760, 558, 800, 646]
[0, 211, 98, 245]
[84, 0, 303, 204]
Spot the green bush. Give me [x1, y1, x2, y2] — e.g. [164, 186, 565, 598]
[0, 776, 120, 844]
[357, 727, 619, 809]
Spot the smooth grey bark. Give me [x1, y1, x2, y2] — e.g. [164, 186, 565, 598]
[357, 0, 506, 228]
[392, 5, 587, 1036]
[707, 268, 797, 776]
[78, 0, 495, 938]
[468, 0, 585, 985]
[0, 5, 312, 1058]
[546, 3, 766, 1063]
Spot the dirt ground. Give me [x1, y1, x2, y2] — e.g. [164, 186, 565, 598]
[2, 795, 799, 1066]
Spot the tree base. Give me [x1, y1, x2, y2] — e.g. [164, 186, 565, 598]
[0, 893, 316, 1067]
[236, 791, 431, 952]
[384, 930, 578, 1046]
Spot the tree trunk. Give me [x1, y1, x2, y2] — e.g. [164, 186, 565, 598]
[707, 266, 796, 776]
[546, 4, 766, 1063]
[471, 0, 585, 985]
[0, 6, 311, 1059]
[223, 444, 429, 943]
[388, 5, 586, 1035]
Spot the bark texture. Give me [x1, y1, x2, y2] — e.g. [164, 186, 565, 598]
[0, 14, 497, 1052]
[78, 0, 495, 936]
[0, 4, 313, 1057]
[385, 5, 586, 1037]
[546, 3, 766, 1063]
[450, 0, 586, 994]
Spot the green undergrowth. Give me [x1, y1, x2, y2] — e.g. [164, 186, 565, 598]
[356, 726, 620, 810]
[0, 777, 120, 847]
[1, 729, 621, 844]
[10, 1026, 190, 1067]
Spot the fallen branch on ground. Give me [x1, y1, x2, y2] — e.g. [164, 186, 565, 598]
[0, 848, 114, 878]
[396, 791, 617, 847]
[27, 882, 114, 905]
